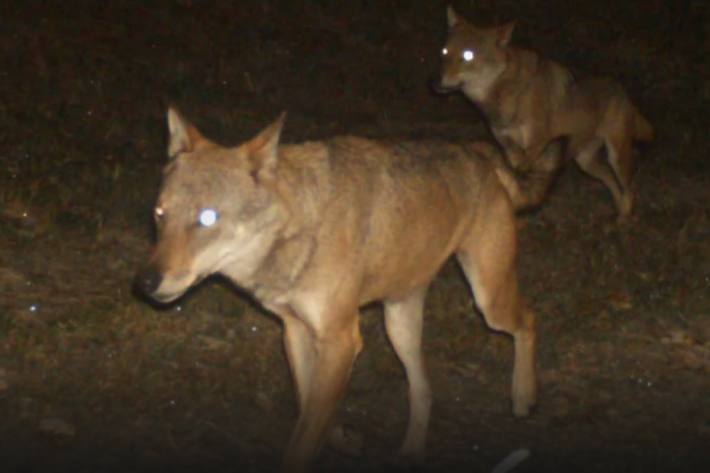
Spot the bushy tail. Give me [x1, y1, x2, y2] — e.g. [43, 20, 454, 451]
[633, 109, 654, 141]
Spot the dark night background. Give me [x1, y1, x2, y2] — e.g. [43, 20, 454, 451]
[0, 1, 708, 472]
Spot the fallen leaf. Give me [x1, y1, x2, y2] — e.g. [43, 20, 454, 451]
[197, 334, 232, 352]
[661, 329, 699, 346]
[609, 291, 633, 311]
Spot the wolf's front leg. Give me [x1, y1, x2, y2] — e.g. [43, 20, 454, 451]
[282, 314, 316, 413]
[282, 312, 363, 473]
[499, 139, 562, 211]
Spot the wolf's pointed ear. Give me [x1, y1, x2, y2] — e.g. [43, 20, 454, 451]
[166, 107, 208, 159]
[497, 21, 515, 46]
[446, 5, 459, 28]
[246, 111, 287, 183]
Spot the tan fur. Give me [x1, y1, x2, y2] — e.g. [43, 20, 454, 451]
[136, 110, 538, 472]
[435, 6, 654, 221]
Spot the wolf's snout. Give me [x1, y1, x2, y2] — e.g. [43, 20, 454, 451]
[136, 267, 163, 295]
[429, 75, 458, 94]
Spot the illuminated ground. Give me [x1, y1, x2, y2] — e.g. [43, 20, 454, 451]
[1, 1, 708, 472]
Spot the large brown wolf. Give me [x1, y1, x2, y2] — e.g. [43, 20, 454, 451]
[136, 109, 537, 472]
[434, 6, 654, 220]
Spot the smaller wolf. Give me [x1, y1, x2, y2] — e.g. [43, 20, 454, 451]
[434, 6, 654, 220]
[136, 109, 537, 472]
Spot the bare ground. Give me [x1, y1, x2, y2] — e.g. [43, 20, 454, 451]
[1, 1, 708, 472]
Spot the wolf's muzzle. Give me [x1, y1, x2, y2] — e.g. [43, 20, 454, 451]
[429, 75, 460, 94]
[135, 267, 163, 296]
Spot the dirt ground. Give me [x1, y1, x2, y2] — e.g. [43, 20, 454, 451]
[1, 1, 708, 472]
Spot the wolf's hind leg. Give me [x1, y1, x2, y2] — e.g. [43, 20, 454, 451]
[574, 137, 629, 218]
[604, 133, 635, 220]
[384, 286, 431, 461]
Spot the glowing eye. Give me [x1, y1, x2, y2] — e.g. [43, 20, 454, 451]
[442, 47, 448, 56]
[155, 207, 165, 219]
[462, 50, 474, 62]
[198, 208, 219, 227]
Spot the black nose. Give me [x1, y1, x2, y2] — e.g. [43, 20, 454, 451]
[136, 267, 163, 295]
[428, 75, 444, 93]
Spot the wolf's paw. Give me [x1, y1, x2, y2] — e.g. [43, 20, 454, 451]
[513, 400, 535, 418]
[616, 193, 634, 223]
[512, 386, 537, 418]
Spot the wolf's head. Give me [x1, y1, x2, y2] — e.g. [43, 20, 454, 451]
[136, 110, 288, 303]
[433, 6, 514, 101]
